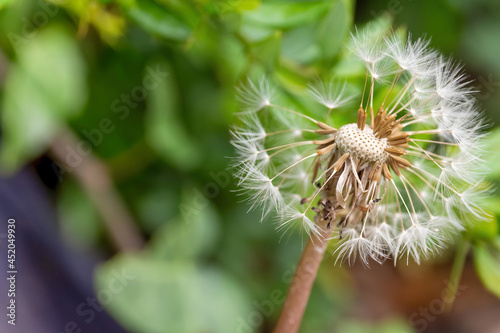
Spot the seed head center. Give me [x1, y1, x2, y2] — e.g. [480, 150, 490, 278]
[335, 123, 389, 163]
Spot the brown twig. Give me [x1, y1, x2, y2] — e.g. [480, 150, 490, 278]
[273, 218, 334, 333]
[49, 128, 145, 252]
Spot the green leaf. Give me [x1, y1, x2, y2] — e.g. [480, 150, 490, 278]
[211, 0, 260, 18]
[214, 33, 248, 81]
[0, 0, 14, 10]
[239, 0, 336, 44]
[58, 180, 104, 248]
[281, 25, 323, 64]
[95, 254, 251, 333]
[280, 0, 354, 65]
[315, 0, 352, 60]
[242, 0, 331, 29]
[484, 128, 500, 180]
[473, 239, 500, 299]
[251, 30, 282, 70]
[335, 317, 414, 333]
[1, 25, 87, 171]
[144, 60, 201, 170]
[147, 184, 220, 260]
[134, 180, 180, 233]
[119, 0, 191, 42]
[467, 196, 499, 240]
[467, 212, 498, 241]
[239, 22, 276, 43]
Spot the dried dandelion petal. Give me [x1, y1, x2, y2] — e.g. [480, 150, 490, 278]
[231, 29, 489, 266]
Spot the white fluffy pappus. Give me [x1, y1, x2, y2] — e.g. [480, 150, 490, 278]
[231, 28, 489, 266]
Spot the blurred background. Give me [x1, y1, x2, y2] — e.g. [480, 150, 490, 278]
[0, 0, 500, 332]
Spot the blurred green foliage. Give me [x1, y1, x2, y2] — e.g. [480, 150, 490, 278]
[1, 0, 500, 332]
[1, 25, 87, 170]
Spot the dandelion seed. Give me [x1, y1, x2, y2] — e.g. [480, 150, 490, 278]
[308, 77, 355, 110]
[236, 77, 273, 113]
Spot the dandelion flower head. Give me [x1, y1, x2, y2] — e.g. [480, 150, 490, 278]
[231, 29, 488, 265]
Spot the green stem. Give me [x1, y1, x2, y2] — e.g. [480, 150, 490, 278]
[444, 236, 470, 313]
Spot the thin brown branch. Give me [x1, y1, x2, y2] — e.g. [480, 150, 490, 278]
[49, 128, 145, 252]
[273, 218, 334, 333]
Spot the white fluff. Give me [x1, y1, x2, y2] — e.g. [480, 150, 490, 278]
[231, 29, 487, 266]
[236, 77, 273, 113]
[307, 78, 354, 109]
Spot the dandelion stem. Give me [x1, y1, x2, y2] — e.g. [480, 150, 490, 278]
[360, 68, 369, 107]
[382, 71, 402, 107]
[390, 179, 416, 225]
[444, 236, 470, 313]
[388, 76, 415, 114]
[273, 218, 333, 333]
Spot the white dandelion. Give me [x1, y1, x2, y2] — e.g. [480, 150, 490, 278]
[231, 30, 488, 266]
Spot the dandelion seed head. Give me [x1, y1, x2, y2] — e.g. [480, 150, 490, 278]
[231, 28, 487, 266]
[336, 124, 389, 163]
